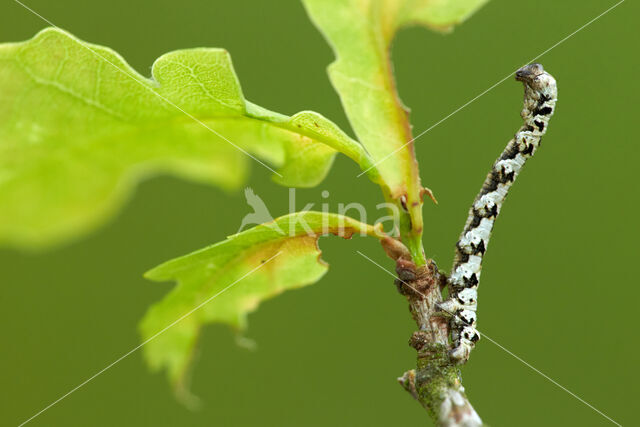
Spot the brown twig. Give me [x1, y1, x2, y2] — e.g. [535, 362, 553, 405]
[382, 238, 483, 426]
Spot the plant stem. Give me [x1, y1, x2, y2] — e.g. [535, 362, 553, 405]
[387, 245, 482, 426]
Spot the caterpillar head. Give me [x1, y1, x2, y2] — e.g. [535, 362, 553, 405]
[516, 63, 557, 95]
[516, 63, 544, 81]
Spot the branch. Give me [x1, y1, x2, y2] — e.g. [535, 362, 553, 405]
[382, 238, 483, 426]
[385, 63, 557, 426]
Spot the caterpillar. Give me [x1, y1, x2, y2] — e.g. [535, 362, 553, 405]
[438, 63, 558, 363]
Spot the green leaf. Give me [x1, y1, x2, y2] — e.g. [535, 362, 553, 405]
[140, 211, 382, 396]
[394, 0, 490, 30]
[0, 28, 372, 249]
[302, 0, 487, 262]
[303, 0, 488, 196]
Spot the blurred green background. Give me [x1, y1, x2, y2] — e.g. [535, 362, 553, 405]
[1, 0, 637, 425]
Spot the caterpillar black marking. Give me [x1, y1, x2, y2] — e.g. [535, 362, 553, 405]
[438, 63, 558, 363]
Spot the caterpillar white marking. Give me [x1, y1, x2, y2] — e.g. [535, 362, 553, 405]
[439, 63, 558, 363]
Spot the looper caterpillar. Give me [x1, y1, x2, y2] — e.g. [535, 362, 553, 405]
[438, 63, 558, 363]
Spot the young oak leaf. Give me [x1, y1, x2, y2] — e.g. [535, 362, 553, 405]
[303, 0, 488, 251]
[303, 0, 488, 196]
[140, 211, 383, 396]
[0, 28, 373, 249]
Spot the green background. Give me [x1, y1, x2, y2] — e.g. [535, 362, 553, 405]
[1, 0, 637, 425]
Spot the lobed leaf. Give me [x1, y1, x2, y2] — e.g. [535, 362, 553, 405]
[303, 0, 488, 195]
[303, 0, 488, 254]
[140, 211, 382, 395]
[0, 28, 371, 248]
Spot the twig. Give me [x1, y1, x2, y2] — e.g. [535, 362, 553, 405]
[385, 63, 557, 426]
[382, 238, 482, 426]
